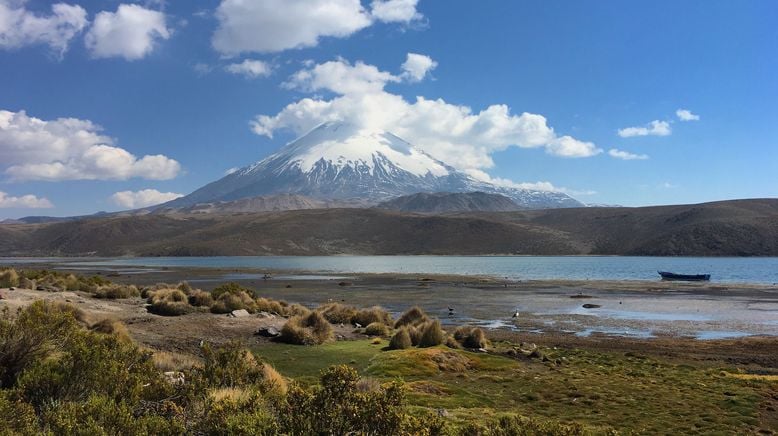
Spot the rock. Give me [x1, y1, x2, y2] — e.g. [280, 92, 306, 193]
[257, 311, 275, 319]
[8, 287, 14, 291]
[230, 309, 251, 317]
[65, 299, 72, 303]
[354, 323, 363, 329]
[336, 334, 346, 340]
[163, 371, 185, 385]
[338, 281, 352, 287]
[256, 327, 281, 337]
[436, 408, 450, 418]
[582, 303, 601, 309]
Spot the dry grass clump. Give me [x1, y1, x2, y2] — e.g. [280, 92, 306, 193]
[353, 306, 393, 327]
[261, 363, 288, 396]
[278, 311, 334, 345]
[0, 269, 20, 288]
[255, 297, 286, 315]
[187, 289, 214, 307]
[285, 303, 311, 317]
[147, 288, 191, 316]
[176, 281, 193, 294]
[19, 277, 36, 290]
[445, 336, 461, 349]
[317, 302, 358, 324]
[210, 291, 258, 314]
[89, 318, 132, 342]
[394, 306, 430, 328]
[453, 326, 489, 349]
[418, 320, 445, 348]
[388, 327, 413, 350]
[364, 322, 391, 337]
[92, 284, 140, 299]
[408, 325, 423, 346]
[152, 351, 200, 372]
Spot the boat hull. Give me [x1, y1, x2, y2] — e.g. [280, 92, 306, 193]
[658, 271, 711, 281]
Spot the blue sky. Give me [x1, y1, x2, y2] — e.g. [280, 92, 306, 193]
[1, 0, 777, 218]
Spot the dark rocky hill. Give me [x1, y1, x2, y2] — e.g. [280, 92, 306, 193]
[375, 192, 521, 213]
[1, 199, 777, 257]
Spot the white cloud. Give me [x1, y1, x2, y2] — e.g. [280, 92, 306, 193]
[617, 120, 671, 138]
[0, 191, 53, 208]
[464, 170, 595, 196]
[401, 52, 436, 82]
[0, 0, 87, 56]
[224, 167, 238, 175]
[110, 189, 183, 208]
[225, 59, 272, 78]
[608, 148, 649, 160]
[370, 0, 422, 23]
[253, 57, 601, 172]
[0, 109, 181, 181]
[212, 0, 372, 55]
[84, 4, 170, 60]
[676, 108, 700, 121]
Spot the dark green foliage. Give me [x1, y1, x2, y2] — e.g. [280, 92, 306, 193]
[194, 341, 266, 389]
[457, 414, 593, 436]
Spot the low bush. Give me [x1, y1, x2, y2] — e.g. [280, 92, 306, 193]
[278, 311, 334, 345]
[418, 320, 445, 348]
[255, 297, 287, 315]
[389, 327, 413, 350]
[211, 282, 255, 299]
[147, 288, 191, 316]
[210, 291, 257, 314]
[364, 322, 391, 337]
[354, 306, 393, 327]
[394, 306, 430, 328]
[0, 269, 20, 288]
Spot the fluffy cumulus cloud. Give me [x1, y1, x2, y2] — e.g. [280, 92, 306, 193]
[676, 108, 700, 121]
[253, 56, 601, 174]
[617, 120, 671, 138]
[84, 4, 170, 60]
[212, 0, 422, 55]
[0, 0, 87, 56]
[225, 59, 272, 78]
[401, 52, 436, 82]
[608, 148, 649, 160]
[370, 0, 422, 23]
[0, 109, 181, 181]
[110, 189, 183, 208]
[0, 191, 53, 208]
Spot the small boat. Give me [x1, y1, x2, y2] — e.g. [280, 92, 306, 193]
[658, 271, 710, 281]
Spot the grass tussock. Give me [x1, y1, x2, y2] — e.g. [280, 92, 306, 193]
[255, 297, 287, 315]
[278, 311, 334, 345]
[152, 351, 200, 372]
[353, 306, 393, 327]
[261, 363, 288, 396]
[0, 269, 20, 288]
[188, 289, 214, 307]
[389, 327, 413, 350]
[364, 322, 391, 337]
[210, 290, 258, 314]
[147, 288, 191, 316]
[285, 303, 311, 317]
[92, 284, 140, 299]
[317, 302, 358, 324]
[418, 320, 446, 348]
[394, 306, 430, 328]
[89, 318, 132, 342]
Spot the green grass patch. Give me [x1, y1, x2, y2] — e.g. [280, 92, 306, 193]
[254, 339, 769, 434]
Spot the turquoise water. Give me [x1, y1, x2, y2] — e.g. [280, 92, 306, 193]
[22, 255, 778, 284]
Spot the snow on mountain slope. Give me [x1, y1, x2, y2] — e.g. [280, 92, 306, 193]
[162, 122, 583, 209]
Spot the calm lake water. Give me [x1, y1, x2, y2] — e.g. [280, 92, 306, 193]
[12, 256, 778, 284]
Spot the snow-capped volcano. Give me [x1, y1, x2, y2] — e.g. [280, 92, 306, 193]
[163, 122, 583, 209]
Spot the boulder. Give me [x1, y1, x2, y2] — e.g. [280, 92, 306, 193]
[256, 327, 280, 337]
[230, 309, 251, 317]
[257, 311, 275, 319]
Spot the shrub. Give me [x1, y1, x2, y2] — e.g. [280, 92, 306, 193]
[0, 388, 38, 434]
[0, 269, 20, 288]
[148, 288, 191, 316]
[210, 291, 257, 314]
[197, 390, 278, 435]
[364, 322, 391, 337]
[317, 302, 358, 324]
[418, 320, 445, 348]
[0, 301, 80, 388]
[193, 342, 287, 397]
[354, 306, 393, 327]
[388, 327, 412, 350]
[188, 289, 214, 307]
[278, 312, 333, 345]
[394, 306, 430, 328]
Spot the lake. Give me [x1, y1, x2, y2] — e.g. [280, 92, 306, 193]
[8, 255, 778, 284]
